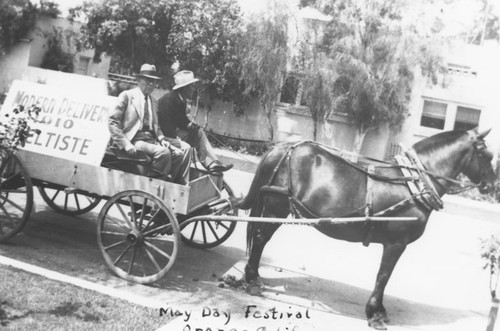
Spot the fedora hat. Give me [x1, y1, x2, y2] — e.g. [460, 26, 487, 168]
[173, 70, 199, 90]
[135, 64, 162, 80]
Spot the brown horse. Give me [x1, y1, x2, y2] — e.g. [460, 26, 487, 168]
[237, 128, 496, 330]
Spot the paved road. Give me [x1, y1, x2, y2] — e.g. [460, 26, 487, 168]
[0, 168, 499, 331]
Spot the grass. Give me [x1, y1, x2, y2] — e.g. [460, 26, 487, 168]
[0, 265, 169, 331]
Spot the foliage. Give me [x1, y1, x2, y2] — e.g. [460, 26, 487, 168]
[0, 0, 60, 55]
[236, 0, 291, 139]
[0, 105, 41, 150]
[69, 0, 245, 108]
[297, 0, 448, 151]
[40, 27, 75, 73]
[480, 234, 500, 298]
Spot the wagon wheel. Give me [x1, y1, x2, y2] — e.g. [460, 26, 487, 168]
[180, 181, 237, 249]
[97, 190, 180, 284]
[38, 186, 101, 216]
[0, 152, 33, 242]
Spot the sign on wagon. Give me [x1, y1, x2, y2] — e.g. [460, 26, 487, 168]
[0, 80, 117, 166]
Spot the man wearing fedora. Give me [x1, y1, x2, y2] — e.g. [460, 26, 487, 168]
[157, 70, 233, 172]
[108, 64, 191, 184]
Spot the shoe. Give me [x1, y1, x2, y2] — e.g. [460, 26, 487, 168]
[206, 160, 233, 172]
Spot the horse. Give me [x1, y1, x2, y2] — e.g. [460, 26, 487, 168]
[236, 128, 496, 330]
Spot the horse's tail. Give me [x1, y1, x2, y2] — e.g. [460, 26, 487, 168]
[234, 147, 275, 211]
[239, 144, 289, 255]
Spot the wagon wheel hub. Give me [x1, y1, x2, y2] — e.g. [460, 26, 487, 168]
[126, 230, 143, 244]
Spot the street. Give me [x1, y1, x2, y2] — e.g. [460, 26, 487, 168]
[0, 168, 499, 331]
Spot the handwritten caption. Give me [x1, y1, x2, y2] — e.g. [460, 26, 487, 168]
[160, 305, 311, 331]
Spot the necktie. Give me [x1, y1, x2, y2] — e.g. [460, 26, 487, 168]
[143, 95, 150, 131]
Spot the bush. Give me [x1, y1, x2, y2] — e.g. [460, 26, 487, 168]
[206, 131, 270, 156]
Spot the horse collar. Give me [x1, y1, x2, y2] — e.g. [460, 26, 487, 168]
[403, 149, 444, 210]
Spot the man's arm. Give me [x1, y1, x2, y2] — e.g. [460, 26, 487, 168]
[108, 91, 135, 152]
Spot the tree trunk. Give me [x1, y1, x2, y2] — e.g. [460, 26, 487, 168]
[351, 126, 368, 162]
[487, 297, 499, 331]
[265, 103, 274, 141]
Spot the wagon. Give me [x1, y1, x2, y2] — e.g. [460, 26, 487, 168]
[0, 81, 239, 284]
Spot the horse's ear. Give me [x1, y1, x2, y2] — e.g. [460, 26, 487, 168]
[477, 128, 492, 139]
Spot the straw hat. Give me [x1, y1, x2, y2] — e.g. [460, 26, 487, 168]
[135, 64, 162, 80]
[173, 70, 199, 90]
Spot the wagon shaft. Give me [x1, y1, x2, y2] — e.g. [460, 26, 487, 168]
[183, 214, 418, 226]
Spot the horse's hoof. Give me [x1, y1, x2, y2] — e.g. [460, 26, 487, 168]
[246, 280, 263, 296]
[368, 314, 388, 330]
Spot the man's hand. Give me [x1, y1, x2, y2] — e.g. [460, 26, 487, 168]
[160, 139, 171, 149]
[125, 144, 137, 156]
[170, 146, 184, 157]
[188, 122, 200, 131]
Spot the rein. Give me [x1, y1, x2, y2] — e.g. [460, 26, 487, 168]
[310, 141, 483, 195]
[263, 139, 483, 218]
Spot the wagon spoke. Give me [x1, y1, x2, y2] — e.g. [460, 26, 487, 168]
[127, 244, 138, 274]
[73, 193, 81, 211]
[64, 193, 69, 211]
[2, 197, 26, 213]
[144, 241, 171, 260]
[0, 203, 16, 222]
[104, 239, 127, 251]
[143, 223, 172, 237]
[105, 215, 131, 233]
[189, 221, 199, 242]
[206, 221, 220, 241]
[127, 196, 137, 226]
[113, 243, 133, 265]
[143, 208, 161, 230]
[138, 197, 149, 229]
[216, 222, 230, 230]
[144, 246, 162, 272]
[115, 203, 135, 230]
[50, 189, 60, 202]
[201, 221, 207, 244]
[101, 230, 127, 237]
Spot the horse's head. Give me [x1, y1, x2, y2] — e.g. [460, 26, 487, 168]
[462, 128, 496, 194]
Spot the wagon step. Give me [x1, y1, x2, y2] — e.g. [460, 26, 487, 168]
[183, 214, 419, 226]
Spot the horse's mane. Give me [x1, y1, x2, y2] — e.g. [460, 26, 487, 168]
[412, 130, 466, 158]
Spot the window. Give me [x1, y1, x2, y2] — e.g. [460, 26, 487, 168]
[454, 106, 481, 131]
[420, 100, 447, 129]
[76, 56, 91, 75]
[419, 98, 482, 132]
[280, 75, 305, 106]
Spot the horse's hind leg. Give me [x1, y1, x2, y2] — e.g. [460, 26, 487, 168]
[244, 195, 287, 295]
[366, 242, 406, 330]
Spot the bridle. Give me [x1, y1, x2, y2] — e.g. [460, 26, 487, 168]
[429, 131, 493, 194]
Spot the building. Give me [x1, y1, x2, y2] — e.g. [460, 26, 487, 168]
[395, 41, 500, 158]
[0, 14, 110, 98]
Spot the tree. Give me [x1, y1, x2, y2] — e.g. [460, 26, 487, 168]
[0, 0, 60, 56]
[298, 0, 448, 153]
[40, 27, 75, 73]
[70, 0, 244, 105]
[236, 1, 291, 140]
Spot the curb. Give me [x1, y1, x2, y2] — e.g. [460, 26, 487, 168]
[214, 148, 259, 173]
[0, 255, 165, 309]
[443, 195, 500, 221]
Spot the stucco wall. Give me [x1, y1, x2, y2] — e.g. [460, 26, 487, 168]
[0, 15, 111, 96]
[192, 98, 391, 159]
[29, 16, 111, 79]
[0, 40, 31, 94]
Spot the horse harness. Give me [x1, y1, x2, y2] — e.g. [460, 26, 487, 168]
[258, 141, 447, 247]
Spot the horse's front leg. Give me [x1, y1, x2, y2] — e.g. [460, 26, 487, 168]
[366, 242, 406, 330]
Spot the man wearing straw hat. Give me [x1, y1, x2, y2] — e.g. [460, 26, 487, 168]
[108, 64, 190, 184]
[157, 70, 233, 173]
